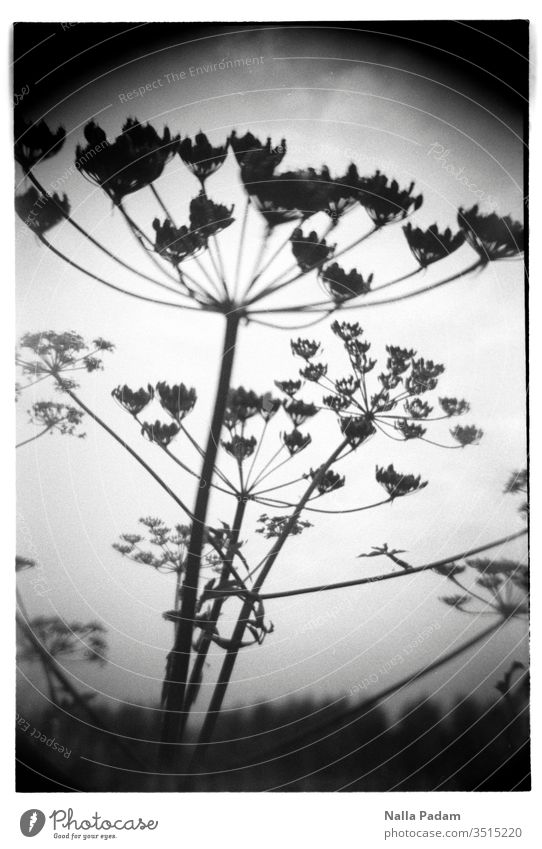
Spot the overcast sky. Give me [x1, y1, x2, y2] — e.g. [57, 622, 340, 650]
[16, 25, 527, 732]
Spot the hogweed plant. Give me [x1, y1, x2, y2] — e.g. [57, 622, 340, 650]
[15, 114, 525, 769]
[16, 321, 519, 771]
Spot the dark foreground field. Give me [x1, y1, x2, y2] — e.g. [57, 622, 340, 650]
[17, 688, 530, 792]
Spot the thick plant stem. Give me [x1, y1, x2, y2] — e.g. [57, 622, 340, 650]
[191, 439, 349, 766]
[160, 311, 239, 761]
[181, 497, 248, 727]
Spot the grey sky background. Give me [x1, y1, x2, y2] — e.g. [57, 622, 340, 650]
[16, 25, 527, 726]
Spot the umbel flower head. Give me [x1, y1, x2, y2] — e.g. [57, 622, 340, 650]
[18, 617, 108, 664]
[246, 167, 343, 228]
[458, 205, 524, 262]
[224, 387, 262, 428]
[189, 192, 235, 238]
[14, 116, 66, 172]
[439, 555, 528, 620]
[450, 425, 484, 447]
[156, 382, 197, 422]
[15, 187, 70, 235]
[113, 517, 191, 574]
[152, 218, 204, 265]
[290, 228, 335, 272]
[27, 401, 85, 438]
[75, 118, 179, 204]
[229, 130, 286, 181]
[112, 384, 154, 416]
[308, 467, 345, 494]
[402, 222, 465, 267]
[141, 420, 180, 447]
[17, 331, 114, 388]
[283, 399, 319, 427]
[221, 434, 257, 461]
[282, 429, 312, 455]
[283, 323, 481, 451]
[375, 464, 428, 499]
[320, 262, 373, 301]
[179, 131, 228, 185]
[274, 379, 301, 398]
[339, 415, 376, 447]
[358, 170, 423, 226]
[256, 513, 312, 539]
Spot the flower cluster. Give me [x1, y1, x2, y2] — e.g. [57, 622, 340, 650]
[19, 617, 107, 664]
[320, 262, 373, 301]
[290, 228, 335, 272]
[221, 386, 280, 467]
[284, 323, 481, 454]
[16, 118, 525, 328]
[450, 425, 484, 447]
[113, 517, 191, 575]
[189, 193, 235, 239]
[112, 385, 154, 416]
[357, 170, 423, 226]
[375, 464, 428, 499]
[458, 205, 524, 262]
[402, 222, 465, 267]
[27, 401, 85, 439]
[15, 116, 66, 172]
[229, 130, 286, 179]
[113, 380, 197, 447]
[256, 513, 313, 539]
[75, 118, 179, 204]
[141, 420, 180, 447]
[156, 382, 197, 422]
[307, 467, 345, 495]
[440, 557, 528, 620]
[15, 187, 70, 235]
[152, 218, 204, 265]
[179, 131, 228, 185]
[17, 332, 114, 389]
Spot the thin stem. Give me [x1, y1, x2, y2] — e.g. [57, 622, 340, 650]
[233, 198, 250, 301]
[244, 419, 269, 491]
[150, 183, 175, 222]
[38, 235, 193, 310]
[211, 234, 230, 299]
[192, 438, 349, 766]
[161, 446, 236, 497]
[247, 225, 378, 306]
[337, 259, 483, 311]
[248, 444, 286, 491]
[160, 312, 240, 763]
[16, 426, 52, 448]
[247, 227, 296, 295]
[243, 225, 271, 298]
[27, 171, 184, 295]
[62, 386, 193, 519]
[248, 260, 481, 316]
[117, 201, 185, 285]
[249, 311, 335, 331]
[239, 528, 527, 601]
